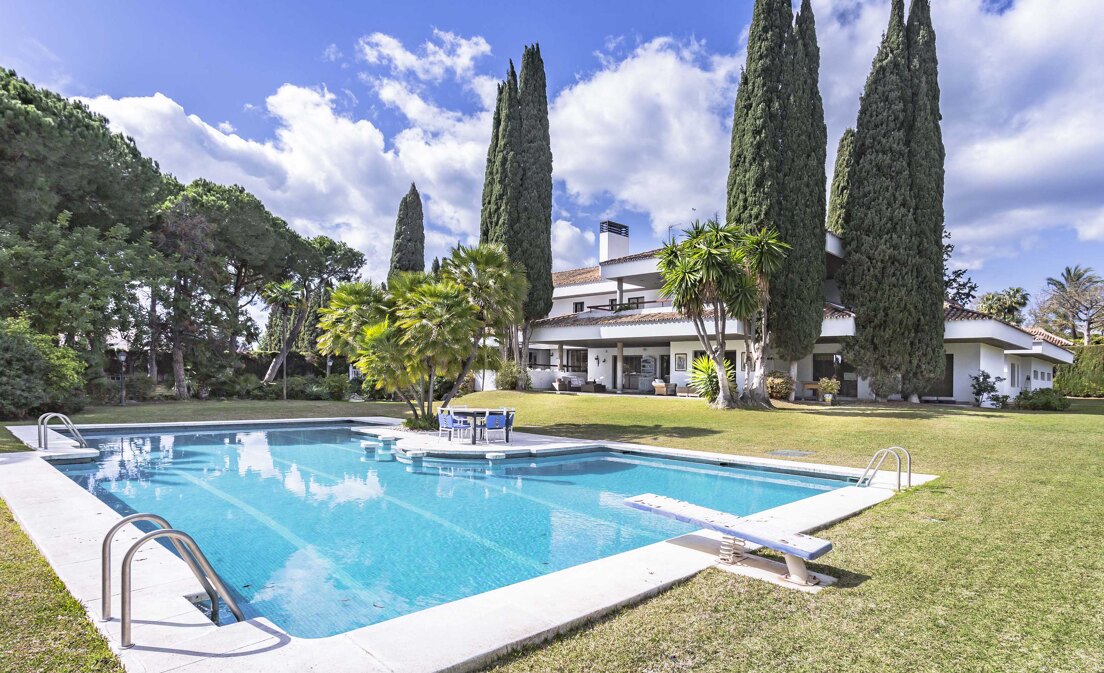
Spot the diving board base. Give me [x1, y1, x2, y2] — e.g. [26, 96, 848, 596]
[711, 548, 836, 594]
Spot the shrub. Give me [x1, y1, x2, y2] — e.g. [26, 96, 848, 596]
[819, 377, 841, 395]
[1055, 345, 1104, 398]
[969, 370, 1005, 406]
[323, 374, 350, 401]
[459, 372, 476, 396]
[125, 373, 156, 401]
[85, 376, 120, 404]
[495, 361, 530, 391]
[1014, 388, 1071, 411]
[0, 318, 84, 418]
[358, 377, 388, 400]
[689, 355, 736, 404]
[765, 370, 795, 400]
[403, 414, 438, 430]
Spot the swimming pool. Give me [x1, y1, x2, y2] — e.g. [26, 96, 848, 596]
[56, 422, 847, 638]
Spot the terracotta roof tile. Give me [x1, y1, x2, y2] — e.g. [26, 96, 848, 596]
[943, 303, 992, 321]
[598, 248, 663, 265]
[1026, 326, 1074, 347]
[551, 266, 602, 287]
[535, 304, 853, 328]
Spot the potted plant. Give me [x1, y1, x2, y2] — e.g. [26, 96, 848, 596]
[819, 377, 841, 405]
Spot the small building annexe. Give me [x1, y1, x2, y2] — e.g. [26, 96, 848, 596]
[519, 222, 1073, 404]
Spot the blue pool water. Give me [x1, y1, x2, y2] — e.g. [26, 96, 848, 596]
[57, 423, 845, 638]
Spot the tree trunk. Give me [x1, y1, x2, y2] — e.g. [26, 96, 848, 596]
[517, 321, 531, 391]
[264, 304, 309, 383]
[147, 289, 158, 382]
[442, 335, 481, 408]
[172, 329, 188, 400]
[712, 356, 736, 409]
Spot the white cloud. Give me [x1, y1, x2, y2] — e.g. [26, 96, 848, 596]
[551, 219, 597, 270]
[217, 120, 236, 133]
[322, 43, 342, 62]
[80, 86, 408, 279]
[549, 38, 743, 239]
[356, 29, 491, 82]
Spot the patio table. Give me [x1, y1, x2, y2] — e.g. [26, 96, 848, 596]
[446, 408, 515, 445]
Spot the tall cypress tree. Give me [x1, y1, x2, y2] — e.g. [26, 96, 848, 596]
[479, 84, 503, 243]
[826, 128, 855, 235]
[517, 44, 554, 360]
[901, 0, 946, 399]
[388, 183, 424, 281]
[841, 0, 915, 398]
[770, 0, 827, 385]
[484, 62, 523, 256]
[726, 0, 792, 229]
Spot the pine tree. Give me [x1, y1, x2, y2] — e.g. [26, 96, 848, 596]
[479, 84, 503, 243]
[388, 183, 424, 281]
[726, 0, 792, 229]
[826, 128, 855, 235]
[517, 44, 554, 363]
[841, 0, 916, 398]
[901, 0, 947, 399]
[770, 0, 827, 379]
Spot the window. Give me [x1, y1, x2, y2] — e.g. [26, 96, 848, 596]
[565, 349, 587, 372]
[1033, 370, 1039, 380]
[627, 296, 644, 308]
[572, 301, 584, 313]
[609, 298, 617, 310]
[1010, 363, 1019, 388]
[1046, 371, 1052, 382]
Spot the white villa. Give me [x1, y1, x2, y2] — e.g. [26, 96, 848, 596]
[518, 221, 1074, 403]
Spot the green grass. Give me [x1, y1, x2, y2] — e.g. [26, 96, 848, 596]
[1, 395, 1102, 672]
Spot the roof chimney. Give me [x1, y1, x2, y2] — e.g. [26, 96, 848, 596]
[599, 221, 629, 262]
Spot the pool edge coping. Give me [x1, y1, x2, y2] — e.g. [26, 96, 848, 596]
[1, 417, 937, 673]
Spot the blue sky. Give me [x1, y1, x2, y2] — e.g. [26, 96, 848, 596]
[2, 0, 1102, 306]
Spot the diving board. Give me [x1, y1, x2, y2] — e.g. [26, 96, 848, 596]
[624, 493, 832, 586]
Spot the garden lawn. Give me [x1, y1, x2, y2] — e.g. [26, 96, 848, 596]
[1, 395, 1101, 672]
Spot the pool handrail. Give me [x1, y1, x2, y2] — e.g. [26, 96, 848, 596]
[36, 412, 88, 450]
[857, 446, 911, 491]
[118, 528, 244, 648]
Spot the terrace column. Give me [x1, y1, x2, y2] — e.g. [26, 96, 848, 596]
[616, 342, 624, 393]
[557, 344, 565, 372]
[616, 279, 624, 305]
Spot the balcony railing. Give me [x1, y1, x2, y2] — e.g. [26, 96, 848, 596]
[586, 299, 673, 312]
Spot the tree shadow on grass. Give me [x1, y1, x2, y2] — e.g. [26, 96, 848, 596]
[790, 405, 1002, 420]
[524, 423, 721, 443]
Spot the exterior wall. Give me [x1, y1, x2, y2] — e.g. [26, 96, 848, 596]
[585, 345, 669, 392]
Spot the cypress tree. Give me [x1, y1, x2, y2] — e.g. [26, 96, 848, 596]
[770, 0, 827, 380]
[517, 44, 554, 353]
[901, 0, 947, 399]
[726, 0, 792, 229]
[826, 128, 855, 235]
[841, 0, 915, 398]
[484, 63, 523, 256]
[388, 183, 424, 281]
[430, 256, 441, 277]
[479, 84, 503, 243]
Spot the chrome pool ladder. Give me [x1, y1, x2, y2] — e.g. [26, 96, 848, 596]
[36, 412, 87, 450]
[857, 446, 912, 492]
[102, 513, 244, 648]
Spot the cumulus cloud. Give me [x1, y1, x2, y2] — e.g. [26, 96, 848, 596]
[551, 219, 597, 270]
[356, 29, 491, 82]
[80, 86, 408, 278]
[549, 38, 742, 239]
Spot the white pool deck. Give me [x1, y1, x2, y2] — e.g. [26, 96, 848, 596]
[2, 417, 937, 673]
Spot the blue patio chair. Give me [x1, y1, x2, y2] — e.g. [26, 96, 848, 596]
[437, 409, 470, 442]
[484, 409, 509, 443]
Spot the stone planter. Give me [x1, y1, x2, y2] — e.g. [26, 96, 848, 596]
[822, 393, 836, 406]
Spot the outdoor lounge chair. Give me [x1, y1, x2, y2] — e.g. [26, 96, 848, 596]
[437, 409, 471, 442]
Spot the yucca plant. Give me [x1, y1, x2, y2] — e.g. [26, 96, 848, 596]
[689, 354, 736, 404]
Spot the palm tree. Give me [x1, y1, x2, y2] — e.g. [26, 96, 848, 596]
[439, 243, 527, 404]
[262, 280, 302, 400]
[394, 277, 477, 419]
[1045, 265, 1104, 345]
[316, 282, 387, 360]
[658, 218, 787, 409]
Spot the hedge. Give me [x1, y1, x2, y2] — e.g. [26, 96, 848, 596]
[1054, 345, 1104, 398]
